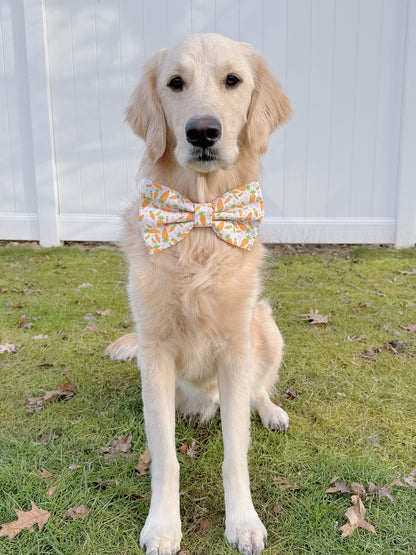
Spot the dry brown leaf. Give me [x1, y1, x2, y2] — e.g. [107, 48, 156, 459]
[101, 435, 132, 457]
[96, 309, 110, 316]
[0, 343, 16, 354]
[33, 432, 54, 446]
[281, 387, 297, 400]
[387, 478, 406, 488]
[402, 323, 416, 332]
[405, 299, 416, 307]
[77, 282, 93, 289]
[27, 380, 75, 413]
[88, 324, 103, 333]
[179, 441, 198, 457]
[325, 481, 350, 495]
[135, 448, 151, 476]
[46, 486, 57, 498]
[38, 468, 53, 479]
[63, 505, 89, 520]
[19, 314, 34, 328]
[350, 482, 367, 501]
[352, 302, 371, 310]
[345, 335, 367, 342]
[404, 469, 416, 488]
[299, 309, 329, 325]
[361, 347, 380, 359]
[339, 495, 376, 538]
[0, 501, 50, 539]
[384, 340, 406, 355]
[198, 518, 211, 534]
[400, 268, 416, 275]
[366, 483, 395, 503]
[273, 476, 300, 490]
[272, 500, 284, 516]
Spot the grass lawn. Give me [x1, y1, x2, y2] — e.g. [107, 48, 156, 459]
[0, 243, 415, 554]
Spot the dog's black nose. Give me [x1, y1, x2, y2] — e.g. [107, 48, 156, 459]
[185, 116, 222, 148]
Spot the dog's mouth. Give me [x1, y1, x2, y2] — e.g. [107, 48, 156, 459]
[187, 147, 224, 171]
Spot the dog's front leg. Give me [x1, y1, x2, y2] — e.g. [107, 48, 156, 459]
[218, 341, 267, 555]
[139, 350, 181, 555]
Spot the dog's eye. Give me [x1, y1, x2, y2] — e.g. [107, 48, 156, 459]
[168, 76, 184, 91]
[225, 74, 240, 88]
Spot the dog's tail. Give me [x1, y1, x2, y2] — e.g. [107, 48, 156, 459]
[105, 333, 138, 361]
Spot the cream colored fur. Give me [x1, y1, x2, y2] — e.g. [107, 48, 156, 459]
[106, 33, 291, 555]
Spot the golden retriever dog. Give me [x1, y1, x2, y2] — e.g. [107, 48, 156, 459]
[107, 33, 291, 555]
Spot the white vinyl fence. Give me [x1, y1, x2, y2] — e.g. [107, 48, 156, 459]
[1, 0, 415, 247]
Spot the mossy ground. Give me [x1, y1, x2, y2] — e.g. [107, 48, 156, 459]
[0, 244, 415, 554]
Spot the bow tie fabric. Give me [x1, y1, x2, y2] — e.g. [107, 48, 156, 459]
[139, 180, 264, 254]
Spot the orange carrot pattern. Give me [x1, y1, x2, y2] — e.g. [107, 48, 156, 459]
[139, 180, 264, 254]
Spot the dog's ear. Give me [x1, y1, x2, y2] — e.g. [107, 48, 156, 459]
[246, 54, 292, 155]
[125, 50, 168, 162]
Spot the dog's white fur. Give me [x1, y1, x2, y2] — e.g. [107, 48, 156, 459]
[107, 34, 291, 555]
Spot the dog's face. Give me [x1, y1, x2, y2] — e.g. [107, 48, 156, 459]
[126, 33, 291, 172]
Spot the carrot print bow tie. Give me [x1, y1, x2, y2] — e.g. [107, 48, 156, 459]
[139, 180, 264, 254]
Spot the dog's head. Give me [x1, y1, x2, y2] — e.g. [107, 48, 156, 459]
[126, 34, 291, 172]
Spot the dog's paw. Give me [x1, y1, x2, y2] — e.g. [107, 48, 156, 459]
[259, 403, 289, 431]
[225, 513, 267, 555]
[140, 515, 182, 555]
[105, 333, 138, 361]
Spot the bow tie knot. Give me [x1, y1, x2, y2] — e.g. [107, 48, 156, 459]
[193, 203, 213, 227]
[139, 180, 264, 254]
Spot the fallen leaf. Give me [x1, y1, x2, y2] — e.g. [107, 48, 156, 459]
[0, 501, 50, 539]
[101, 435, 132, 457]
[77, 282, 93, 289]
[96, 309, 110, 316]
[405, 299, 416, 307]
[198, 518, 211, 534]
[339, 495, 376, 538]
[325, 481, 350, 495]
[387, 478, 406, 488]
[299, 309, 329, 325]
[384, 340, 406, 355]
[404, 469, 416, 488]
[19, 314, 34, 328]
[32, 335, 49, 340]
[281, 387, 297, 400]
[273, 476, 300, 490]
[46, 486, 57, 498]
[345, 335, 367, 342]
[361, 347, 380, 359]
[337, 392, 346, 397]
[63, 505, 89, 520]
[33, 432, 54, 446]
[87, 324, 103, 333]
[27, 380, 75, 413]
[402, 323, 416, 332]
[179, 441, 198, 457]
[269, 296, 282, 308]
[38, 468, 53, 479]
[350, 482, 367, 501]
[399, 269, 416, 275]
[0, 343, 16, 354]
[352, 302, 371, 310]
[135, 448, 151, 476]
[68, 464, 81, 470]
[272, 500, 284, 516]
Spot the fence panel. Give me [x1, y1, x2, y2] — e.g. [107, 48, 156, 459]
[0, 0, 414, 246]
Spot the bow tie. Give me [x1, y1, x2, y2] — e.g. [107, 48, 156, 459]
[139, 180, 264, 254]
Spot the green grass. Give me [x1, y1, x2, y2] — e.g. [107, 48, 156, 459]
[0, 244, 415, 554]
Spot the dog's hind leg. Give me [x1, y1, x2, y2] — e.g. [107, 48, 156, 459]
[251, 301, 289, 431]
[105, 333, 138, 361]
